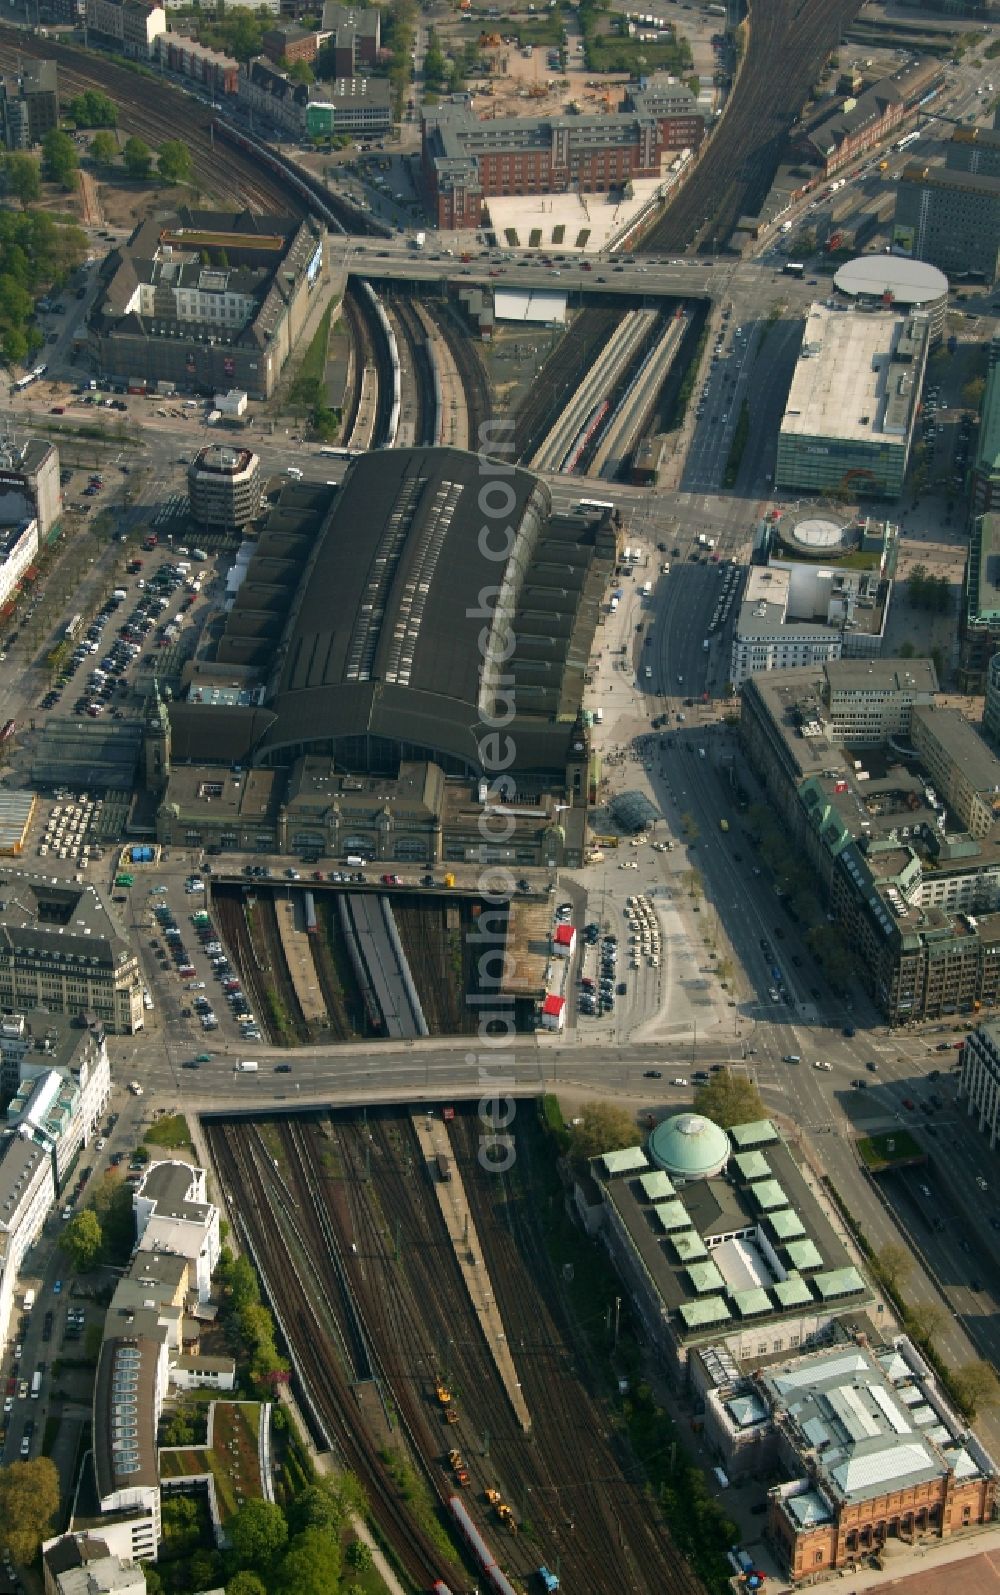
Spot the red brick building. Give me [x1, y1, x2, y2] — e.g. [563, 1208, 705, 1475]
[158, 34, 239, 97]
[262, 24, 321, 65]
[422, 83, 704, 229]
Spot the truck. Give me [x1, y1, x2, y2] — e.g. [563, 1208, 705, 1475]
[30, 1371, 41, 1400]
[719, 818, 729, 832]
[697, 533, 708, 546]
[411, 231, 426, 249]
[236, 1060, 259, 1073]
[22, 1289, 35, 1313]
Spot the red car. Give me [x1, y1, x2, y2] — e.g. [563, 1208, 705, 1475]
[902, 1098, 916, 1110]
[381, 872, 401, 885]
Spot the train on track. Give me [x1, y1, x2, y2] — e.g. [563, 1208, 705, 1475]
[448, 1496, 518, 1595]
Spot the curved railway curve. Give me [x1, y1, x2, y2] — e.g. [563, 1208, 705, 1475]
[0, 27, 291, 214]
[642, 0, 862, 253]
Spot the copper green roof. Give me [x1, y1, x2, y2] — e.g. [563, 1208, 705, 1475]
[648, 1113, 730, 1179]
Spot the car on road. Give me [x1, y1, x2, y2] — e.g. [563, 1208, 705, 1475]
[52, 1280, 62, 1294]
[852, 1078, 868, 1089]
[977, 1175, 989, 1191]
[902, 1098, 916, 1110]
[671, 1077, 689, 1087]
[866, 1060, 878, 1072]
[842, 1024, 856, 1037]
[643, 1069, 663, 1079]
[813, 1060, 832, 1071]
[275, 1064, 292, 1073]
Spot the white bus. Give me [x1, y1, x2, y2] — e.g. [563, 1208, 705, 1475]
[13, 364, 47, 392]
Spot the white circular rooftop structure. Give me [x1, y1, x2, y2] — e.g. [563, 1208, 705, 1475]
[792, 517, 848, 550]
[833, 256, 949, 307]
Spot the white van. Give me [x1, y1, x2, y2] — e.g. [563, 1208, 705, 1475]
[593, 707, 603, 724]
[642, 581, 653, 596]
[236, 1060, 259, 1073]
[287, 466, 303, 479]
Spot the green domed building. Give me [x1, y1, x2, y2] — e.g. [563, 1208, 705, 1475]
[648, 1112, 730, 1182]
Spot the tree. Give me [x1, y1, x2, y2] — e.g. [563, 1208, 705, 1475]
[227, 1575, 268, 1595]
[90, 130, 118, 168]
[59, 1208, 103, 1271]
[87, 1173, 136, 1263]
[4, 155, 40, 205]
[904, 1302, 945, 1347]
[157, 140, 193, 187]
[693, 1069, 765, 1130]
[122, 136, 153, 181]
[963, 375, 986, 411]
[951, 1360, 1000, 1422]
[275, 1528, 342, 1595]
[220, 1250, 261, 1316]
[67, 90, 117, 128]
[286, 58, 314, 84]
[41, 129, 78, 189]
[0, 1457, 60, 1564]
[227, 1499, 289, 1571]
[875, 1243, 912, 1297]
[345, 1538, 373, 1572]
[287, 1482, 346, 1537]
[568, 1102, 641, 1161]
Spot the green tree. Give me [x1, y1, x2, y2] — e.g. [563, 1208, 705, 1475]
[287, 1482, 346, 1536]
[275, 1528, 342, 1595]
[0, 1457, 60, 1564]
[568, 1101, 641, 1161]
[90, 130, 118, 168]
[227, 1499, 289, 1571]
[345, 1538, 373, 1572]
[220, 1250, 261, 1315]
[140, 1569, 163, 1595]
[951, 1360, 1000, 1422]
[904, 1302, 945, 1347]
[122, 136, 153, 181]
[67, 90, 117, 127]
[59, 1208, 103, 1271]
[226, 1575, 268, 1595]
[87, 1172, 136, 1264]
[875, 1243, 912, 1297]
[963, 375, 986, 410]
[4, 155, 40, 205]
[41, 129, 78, 189]
[157, 140, 193, 186]
[189, 1549, 222, 1590]
[693, 1069, 765, 1130]
[286, 58, 314, 84]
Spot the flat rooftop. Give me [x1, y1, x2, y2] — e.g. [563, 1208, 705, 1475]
[780, 305, 926, 447]
[968, 511, 1000, 623]
[911, 704, 1000, 797]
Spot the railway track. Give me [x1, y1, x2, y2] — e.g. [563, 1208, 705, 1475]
[513, 308, 619, 463]
[251, 893, 311, 1043]
[340, 288, 373, 447]
[0, 28, 292, 214]
[387, 295, 438, 450]
[427, 302, 492, 451]
[209, 1121, 454, 1591]
[642, 0, 861, 252]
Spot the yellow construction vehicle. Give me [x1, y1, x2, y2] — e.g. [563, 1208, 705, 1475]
[436, 1383, 452, 1406]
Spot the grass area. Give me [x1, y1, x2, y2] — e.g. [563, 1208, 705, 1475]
[159, 1402, 265, 1521]
[144, 1113, 192, 1151]
[289, 301, 334, 409]
[378, 1447, 459, 1568]
[857, 1130, 924, 1170]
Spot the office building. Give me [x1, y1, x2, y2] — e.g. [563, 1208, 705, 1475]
[0, 437, 62, 542]
[305, 77, 392, 137]
[422, 82, 705, 229]
[972, 338, 1000, 519]
[42, 1534, 147, 1595]
[0, 61, 58, 150]
[832, 256, 948, 344]
[587, 1117, 870, 1381]
[84, 0, 166, 59]
[775, 306, 928, 499]
[731, 513, 895, 688]
[3, 1011, 111, 1183]
[0, 1135, 56, 1351]
[986, 651, 1000, 748]
[90, 208, 328, 401]
[133, 1161, 220, 1301]
[946, 123, 1000, 180]
[320, 4, 380, 72]
[739, 661, 1000, 1021]
[959, 1019, 1000, 1148]
[154, 33, 240, 97]
[960, 513, 1000, 692]
[0, 871, 144, 1033]
[187, 446, 261, 530]
[262, 22, 322, 65]
[893, 162, 1000, 286]
[910, 704, 1000, 838]
[763, 1339, 995, 1577]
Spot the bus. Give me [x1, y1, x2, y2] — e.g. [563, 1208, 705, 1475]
[64, 613, 83, 642]
[896, 130, 921, 152]
[30, 1371, 41, 1400]
[319, 445, 363, 458]
[114, 872, 134, 887]
[576, 498, 615, 513]
[783, 262, 805, 277]
[13, 365, 47, 393]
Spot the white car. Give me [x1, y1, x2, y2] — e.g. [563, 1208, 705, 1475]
[95, 1136, 106, 1150]
[672, 1077, 689, 1087]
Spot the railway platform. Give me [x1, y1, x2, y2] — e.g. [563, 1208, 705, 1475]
[414, 302, 469, 451]
[274, 896, 327, 1025]
[411, 1110, 532, 1434]
[499, 896, 554, 1001]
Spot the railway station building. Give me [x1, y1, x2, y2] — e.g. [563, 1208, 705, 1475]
[775, 305, 928, 499]
[147, 448, 614, 868]
[89, 208, 329, 400]
[586, 1119, 871, 1383]
[421, 81, 705, 228]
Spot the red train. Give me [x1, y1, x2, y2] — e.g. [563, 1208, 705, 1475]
[448, 1495, 518, 1595]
